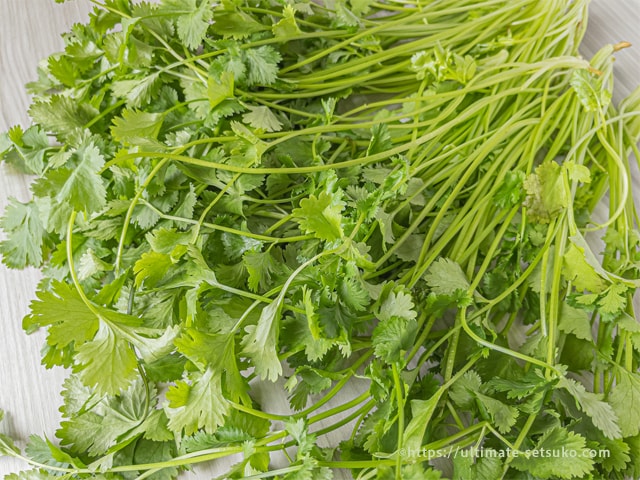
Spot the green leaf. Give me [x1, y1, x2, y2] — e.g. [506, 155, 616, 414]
[610, 369, 640, 437]
[272, 5, 302, 39]
[293, 191, 344, 241]
[423, 257, 470, 296]
[75, 322, 140, 396]
[166, 368, 229, 435]
[367, 123, 393, 156]
[488, 369, 548, 400]
[402, 391, 443, 453]
[161, 0, 213, 49]
[376, 289, 417, 322]
[372, 316, 417, 365]
[564, 160, 591, 183]
[285, 418, 316, 459]
[33, 140, 107, 214]
[563, 242, 607, 293]
[24, 281, 100, 349]
[571, 68, 611, 113]
[111, 72, 161, 108]
[242, 106, 283, 132]
[598, 283, 628, 321]
[241, 300, 283, 382]
[557, 377, 621, 439]
[175, 328, 249, 403]
[350, 0, 375, 16]
[111, 109, 164, 145]
[243, 249, 279, 293]
[0, 410, 20, 456]
[134, 251, 174, 288]
[243, 46, 282, 86]
[450, 371, 482, 409]
[523, 161, 568, 223]
[4, 471, 57, 480]
[453, 454, 502, 480]
[208, 71, 235, 109]
[558, 303, 594, 342]
[511, 427, 594, 479]
[475, 392, 518, 433]
[494, 171, 526, 208]
[3, 125, 50, 174]
[28, 95, 97, 138]
[24, 435, 85, 472]
[25, 281, 170, 395]
[591, 436, 630, 473]
[58, 376, 152, 456]
[211, 6, 268, 39]
[0, 199, 46, 268]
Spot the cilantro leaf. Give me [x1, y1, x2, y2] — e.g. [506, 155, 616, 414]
[571, 69, 612, 113]
[134, 251, 174, 288]
[272, 5, 302, 39]
[376, 289, 417, 322]
[0, 199, 46, 268]
[450, 371, 482, 409]
[112, 72, 162, 108]
[475, 392, 518, 433]
[58, 376, 153, 456]
[32, 140, 107, 215]
[402, 392, 443, 453]
[558, 303, 594, 341]
[293, 191, 344, 241]
[244, 46, 282, 86]
[372, 315, 417, 365]
[175, 328, 249, 403]
[166, 368, 229, 435]
[511, 427, 594, 479]
[242, 106, 283, 132]
[75, 322, 140, 395]
[563, 241, 607, 293]
[556, 377, 621, 440]
[241, 301, 283, 382]
[28, 95, 96, 139]
[524, 161, 568, 223]
[161, 0, 213, 50]
[610, 370, 640, 438]
[111, 109, 164, 145]
[423, 257, 470, 296]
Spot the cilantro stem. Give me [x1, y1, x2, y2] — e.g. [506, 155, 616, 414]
[114, 157, 170, 274]
[459, 308, 561, 375]
[66, 211, 105, 320]
[313, 399, 377, 438]
[546, 217, 568, 373]
[391, 363, 405, 479]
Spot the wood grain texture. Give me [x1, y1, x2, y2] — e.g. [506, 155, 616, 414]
[0, 2, 93, 475]
[0, 1, 638, 477]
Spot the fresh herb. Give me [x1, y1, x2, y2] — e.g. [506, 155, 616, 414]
[2, 0, 640, 479]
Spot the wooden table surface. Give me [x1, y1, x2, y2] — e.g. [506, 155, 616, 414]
[1, 0, 639, 477]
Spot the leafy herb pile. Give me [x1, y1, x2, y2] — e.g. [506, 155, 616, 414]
[2, 0, 640, 478]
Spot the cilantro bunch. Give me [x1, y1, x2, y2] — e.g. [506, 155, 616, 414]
[2, 0, 640, 479]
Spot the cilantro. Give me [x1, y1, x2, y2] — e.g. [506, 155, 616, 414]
[161, 0, 213, 50]
[166, 368, 229, 435]
[423, 257, 470, 297]
[523, 161, 568, 223]
[242, 106, 283, 133]
[1, 0, 640, 478]
[571, 69, 612, 113]
[556, 377, 621, 440]
[0, 199, 46, 268]
[610, 370, 640, 438]
[293, 191, 345, 241]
